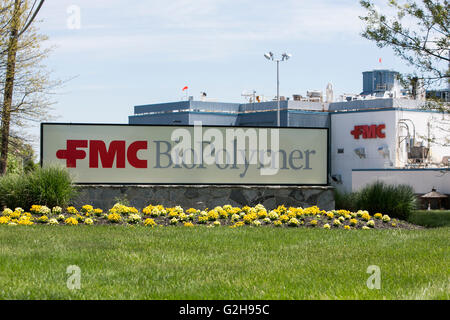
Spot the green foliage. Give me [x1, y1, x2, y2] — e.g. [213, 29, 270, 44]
[334, 189, 358, 211]
[334, 181, 417, 220]
[5, 153, 22, 175]
[113, 194, 130, 207]
[408, 210, 450, 228]
[0, 165, 76, 210]
[359, 0, 449, 84]
[356, 181, 417, 220]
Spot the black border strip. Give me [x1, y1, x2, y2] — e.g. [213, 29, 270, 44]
[40, 122, 330, 186]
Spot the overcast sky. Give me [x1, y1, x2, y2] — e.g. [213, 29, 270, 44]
[27, 0, 417, 151]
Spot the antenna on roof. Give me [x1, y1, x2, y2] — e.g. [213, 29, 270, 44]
[241, 90, 256, 103]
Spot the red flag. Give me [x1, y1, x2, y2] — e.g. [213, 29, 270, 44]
[379, 58, 382, 63]
[182, 86, 188, 91]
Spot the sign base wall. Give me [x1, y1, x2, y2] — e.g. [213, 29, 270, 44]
[73, 185, 335, 211]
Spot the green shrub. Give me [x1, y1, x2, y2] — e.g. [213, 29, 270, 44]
[334, 189, 358, 211]
[0, 165, 76, 210]
[0, 174, 29, 209]
[356, 181, 416, 220]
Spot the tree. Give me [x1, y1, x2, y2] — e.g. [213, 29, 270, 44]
[0, 0, 47, 175]
[359, 0, 449, 95]
[360, 0, 449, 151]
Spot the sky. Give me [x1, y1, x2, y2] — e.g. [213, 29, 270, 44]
[26, 0, 417, 153]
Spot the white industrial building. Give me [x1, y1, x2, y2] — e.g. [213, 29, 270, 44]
[329, 98, 450, 194]
[130, 69, 450, 201]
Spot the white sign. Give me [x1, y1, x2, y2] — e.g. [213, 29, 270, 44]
[41, 123, 328, 185]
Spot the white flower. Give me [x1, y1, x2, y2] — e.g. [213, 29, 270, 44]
[251, 220, 261, 227]
[263, 217, 271, 224]
[52, 206, 63, 214]
[268, 211, 279, 220]
[127, 214, 142, 224]
[49, 218, 59, 225]
[39, 206, 51, 215]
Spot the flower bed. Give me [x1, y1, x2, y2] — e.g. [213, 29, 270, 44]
[0, 203, 421, 230]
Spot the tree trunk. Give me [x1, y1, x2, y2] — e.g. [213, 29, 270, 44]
[0, 0, 21, 175]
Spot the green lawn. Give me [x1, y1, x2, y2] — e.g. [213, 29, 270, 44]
[0, 225, 448, 299]
[408, 210, 450, 228]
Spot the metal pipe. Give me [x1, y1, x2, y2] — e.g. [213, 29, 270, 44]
[277, 59, 280, 127]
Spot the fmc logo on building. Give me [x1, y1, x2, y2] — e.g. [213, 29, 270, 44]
[41, 123, 328, 185]
[350, 124, 386, 140]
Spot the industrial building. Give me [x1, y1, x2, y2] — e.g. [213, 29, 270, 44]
[129, 70, 450, 201]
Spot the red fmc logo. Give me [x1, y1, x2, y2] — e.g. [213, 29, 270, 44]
[56, 140, 148, 168]
[351, 124, 386, 139]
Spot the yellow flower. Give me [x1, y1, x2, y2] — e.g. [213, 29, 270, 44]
[344, 225, 351, 230]
[107, 213, 122, 223]
[18, 217, 34, 226]
[10, 211, 21, 219]
[0, 216, 11, 224]
[144, 218, 157, 227]
[273, 220, 282, 227]
[207, 210, 219, 221]
[30, 205, 41, 214]
[38, 215, 49, 223]
[243, 212, 257, 224]
[279, 214, 289, 223]
[142, 205, 154, 215]
[361, 212, 371, 221]
[310, 219, 318, 226]
[186, 208, 198, 215]
[287, 210, 296, 219]
[81, 205, 94, 213]
[230, 221, 245, 228]
[198, 216, 208, 224]
[64, 217, 78, 225]
[184, 222, 194, 227]
[350, 218, 358, 226]
[66, 206, 78, 214]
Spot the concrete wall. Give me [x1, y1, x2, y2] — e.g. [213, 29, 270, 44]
[72, 185, 335, 211]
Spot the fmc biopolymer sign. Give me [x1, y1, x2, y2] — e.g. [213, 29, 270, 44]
[41, 123, 328, 185]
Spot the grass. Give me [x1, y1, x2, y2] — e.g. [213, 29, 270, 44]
[408, 210, 450, 228]
[0, 225, 448, 300]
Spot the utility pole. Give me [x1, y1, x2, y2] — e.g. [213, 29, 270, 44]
[276, 60, 280, 127]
